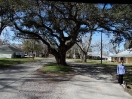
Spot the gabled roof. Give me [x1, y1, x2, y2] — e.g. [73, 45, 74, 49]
[87, 52, 108, 58]
[111, 49, 132, 57]
[87, 52, 100, 56]
[0, 45, 23, 52]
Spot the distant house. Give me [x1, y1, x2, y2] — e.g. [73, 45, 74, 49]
[111, 49, 132, 64]
[0, 45, 24, 58]
[87, 52, 108, 60]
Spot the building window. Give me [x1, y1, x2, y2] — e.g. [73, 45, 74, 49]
[120, 57, 124, 62]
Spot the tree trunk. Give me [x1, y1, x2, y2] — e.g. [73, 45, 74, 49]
[54, 50, 67, 66]
[81, 51, 87, 63]
[82, 53, 87, 63]
[55, 52, 67, 66]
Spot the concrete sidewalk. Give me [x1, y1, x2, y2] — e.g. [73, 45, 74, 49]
[0, 58, 131, 99]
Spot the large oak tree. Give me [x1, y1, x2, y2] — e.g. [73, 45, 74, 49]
[3, 1, 132, 66]
[11, 1, 98, 66]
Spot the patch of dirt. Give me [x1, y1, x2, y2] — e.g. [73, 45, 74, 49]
[36, 68, 75, 82]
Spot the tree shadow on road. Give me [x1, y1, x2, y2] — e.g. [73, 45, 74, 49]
[67, 62, 118, 82]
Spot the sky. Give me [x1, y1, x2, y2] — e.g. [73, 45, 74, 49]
[0, 26, 22, 44]
[91, 32, 125, 56]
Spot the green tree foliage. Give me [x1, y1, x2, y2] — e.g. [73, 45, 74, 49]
[124, 40, 132, 50]
[0, 38, 3, 45]
[100, 4, 132, 45]
[0, 0, 11, 34]
[0, 0, 31, 34]
[22, 39, 44, 54]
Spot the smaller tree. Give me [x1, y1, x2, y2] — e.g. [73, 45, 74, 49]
[22, 39, 44, 57]
[67, 44, 80, 59]
[124, 40, 132, 50]
[75, 34, 92, 62]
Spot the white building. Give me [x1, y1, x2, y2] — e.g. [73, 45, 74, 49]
[110, 49, 132, 64]
[0, 45, 24, 58]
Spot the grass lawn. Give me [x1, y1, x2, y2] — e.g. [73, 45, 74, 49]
[0, 57, 45, 68]
[39, 62, 72, 74]
[71, 58, 132, 96]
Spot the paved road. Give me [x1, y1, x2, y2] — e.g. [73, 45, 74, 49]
[0, 58, 56, 99]
[0, 58, 131, 99]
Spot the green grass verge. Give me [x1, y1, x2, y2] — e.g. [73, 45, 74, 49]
[41, 62, 72, 74]
[0, 57, 45, 68]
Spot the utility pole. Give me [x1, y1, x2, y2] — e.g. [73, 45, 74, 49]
[101, 32, 102, 64]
